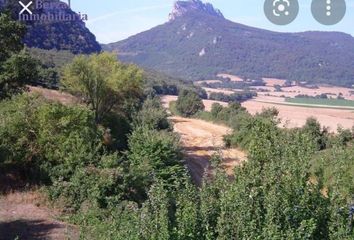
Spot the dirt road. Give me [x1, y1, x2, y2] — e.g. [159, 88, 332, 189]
[170, 116, 246, 184]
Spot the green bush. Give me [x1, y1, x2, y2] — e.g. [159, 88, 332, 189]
[211, 103, 223, 119]
[302, 117, 329, 150]
[127, 126, 185, 188]
[0, 94, 103, 182]
[0, 50, 40, 99]
[49, 162, 126, 211]
[134, 97, 171, 131]
[175, 89, 205, 117]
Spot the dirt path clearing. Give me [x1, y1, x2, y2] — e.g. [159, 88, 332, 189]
[0, 192, 79, 240]
[170, 116, 246, 184]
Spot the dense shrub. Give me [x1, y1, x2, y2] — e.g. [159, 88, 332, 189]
[209, 91, 257, 103]
[77, 119, 354, 240]
[302, 117, 330, 150]
[49, 161, 127, 211]
[211, 103, 224, 118]
[127, 126, 185, 188]
[175, 89, 205, 117]
[134, 97, 171, 131]
[0, 94, 103, 182]
[0, 50, 40, 99]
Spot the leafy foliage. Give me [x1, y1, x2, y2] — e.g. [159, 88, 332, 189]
[2, 92, 353, 239]
[0, 12, 26, 62]
[62, 53, 143, 123]
[127, 126, 185, 188]
[208, 91, 257, 103]
[0, 49, 40, 98]
[0, 94, 101, 177]
[175, 89, 205, 117]
[77, 114, 354, 240]
[134, 97, 171, 131]
[0, 13, 40, 99]
[302, 117, 330, 150]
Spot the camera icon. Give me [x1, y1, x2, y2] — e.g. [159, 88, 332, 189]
[264, 0, 299, 25]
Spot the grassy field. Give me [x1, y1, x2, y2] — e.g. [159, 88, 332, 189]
[286, 97, 354, 107]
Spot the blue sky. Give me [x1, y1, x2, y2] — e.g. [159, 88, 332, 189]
[69, 0, 354, 44]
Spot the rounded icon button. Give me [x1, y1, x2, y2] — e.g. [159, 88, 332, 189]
[312, 0, 346, 25]
[264, 0, 299, 25]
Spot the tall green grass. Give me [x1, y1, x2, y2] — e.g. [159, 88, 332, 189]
[286, 98, 354, 107]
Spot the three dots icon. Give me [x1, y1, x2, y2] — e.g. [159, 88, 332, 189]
[311, 0, 346, 25]
[326, 0, 332, 16]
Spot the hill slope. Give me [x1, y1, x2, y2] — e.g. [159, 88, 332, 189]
[1, 0, 101, 54]
[103, 0, 354, 87]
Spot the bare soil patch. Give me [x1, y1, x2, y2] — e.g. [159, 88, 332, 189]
[171, 116, 246, 185]
[242, 99, 354, 132]
[28, 86, 78, 105]
[161, 95, 353, 132]
[253, 85, 354, 100]
[195, 80, 223, 85]
[262, 78, 286, 87]
[202, 87, 236, 96]
[0, 191, 79, 240]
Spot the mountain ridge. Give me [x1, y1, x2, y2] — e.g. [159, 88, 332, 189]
[103, 0, 354, 87]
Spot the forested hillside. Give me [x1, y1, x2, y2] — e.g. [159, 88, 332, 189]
[0, 0, 101, 54]
[104, 0, 354, 87]
[27, 47, 207, 97]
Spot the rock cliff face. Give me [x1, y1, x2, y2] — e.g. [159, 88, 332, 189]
[168, 0, 224, 21]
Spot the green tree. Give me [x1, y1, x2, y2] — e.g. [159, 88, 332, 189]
[0, 12, 38, 99]
[0, 50, 40, 99]
[335, 127, 353, 147]
[211, 103, 223, 119]
[302, 117, 329, 150]
[257, 107, 279, 120]
[62, 53, 143, 123]
[176, 89, 205, 117]
[0, 12, 25, 63]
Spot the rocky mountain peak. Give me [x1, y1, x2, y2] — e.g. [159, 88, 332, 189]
[168, 0, 224, 21]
